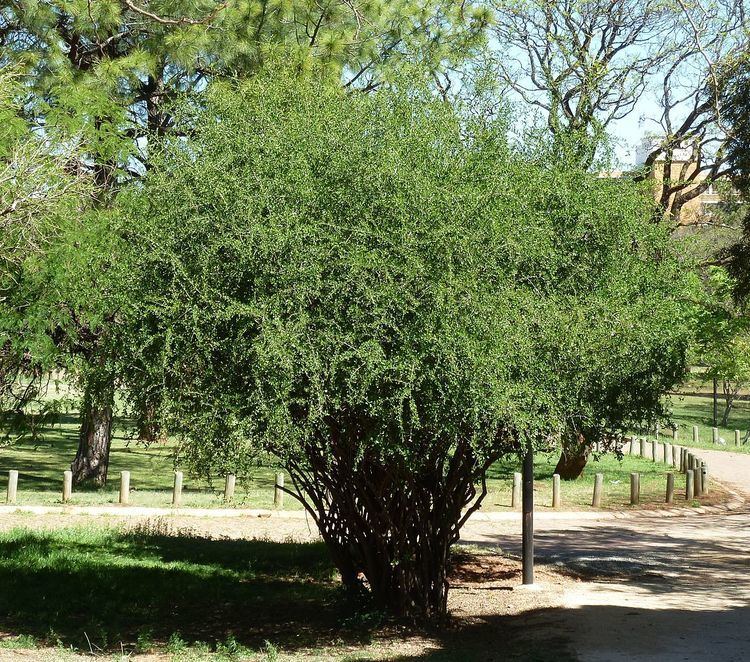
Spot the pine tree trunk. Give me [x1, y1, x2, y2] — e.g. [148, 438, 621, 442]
[71, 385, 114, 486]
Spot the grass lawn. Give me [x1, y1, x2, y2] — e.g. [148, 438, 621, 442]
[639, 394, 750, 454]
[1, 412, 706, 511]
[483, 451, 695, 511]
[0, 523, 341, 659]
[0, 414, 303, 510]
[0, 523, 576, 661]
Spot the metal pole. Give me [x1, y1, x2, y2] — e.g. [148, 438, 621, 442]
[522, 446, 534, 585]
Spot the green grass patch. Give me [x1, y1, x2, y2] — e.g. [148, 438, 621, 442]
[483, 452, 684, 511]
[0, 523, 346, 656]
[0, 414, 303, 510]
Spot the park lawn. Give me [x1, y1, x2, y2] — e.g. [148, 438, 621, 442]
[2, 414, 694, 511]
[482, 451, 691, 512]
[0, 414, 303, 510]
[0, 524, 574, 661]
[0, 523, 341, 659]
[639, 394, 750, 454]
[3, 392, 735, 511]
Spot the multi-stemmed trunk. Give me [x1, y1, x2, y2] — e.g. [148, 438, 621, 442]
[70, 382, 114, 486]
[285, 426, 499, 620]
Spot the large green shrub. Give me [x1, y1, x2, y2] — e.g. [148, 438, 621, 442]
[117, 72, 692, 618]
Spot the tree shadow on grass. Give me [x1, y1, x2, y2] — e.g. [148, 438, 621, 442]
[0, 526, 371, 652]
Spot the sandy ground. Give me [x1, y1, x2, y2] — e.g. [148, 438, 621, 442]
[2, 449, 750, 660]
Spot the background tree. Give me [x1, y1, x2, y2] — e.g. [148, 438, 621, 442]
[0, 69, 95, 442]
[693, 268, 750, 427]
[114, 71, 692, 618]
[721, 55, 750, 300]
[490, 0, 749, 222]
[491, 0, 676, 165]
[0, 0, 489, 484]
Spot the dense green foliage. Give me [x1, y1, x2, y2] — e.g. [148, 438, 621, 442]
[1, 0, 488, 184]
[0, 69, 96, 428]
[692, 267, 750, 425]
[114, 71, 693, 616]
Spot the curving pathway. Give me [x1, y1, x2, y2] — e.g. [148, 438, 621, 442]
[460, 448, 750, 661]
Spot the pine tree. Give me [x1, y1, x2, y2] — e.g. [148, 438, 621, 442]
[0, 0, 489, 484]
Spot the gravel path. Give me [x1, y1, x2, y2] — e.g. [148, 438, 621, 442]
[458, 449, 750, 661]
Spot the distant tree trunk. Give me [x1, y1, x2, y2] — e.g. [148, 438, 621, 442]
[721, 380, 741, 428]
[554, 431, 592, 480]
[136, 402, 162, 443]
[71, 382, 114, 486]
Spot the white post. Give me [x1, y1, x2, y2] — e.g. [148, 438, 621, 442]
[119, 471, 130, 505]
[512, 472, 522, 509]
[592, 473, 603, 508]
[6, 470, 18, 504]
[62, 470, 72, 503]
[172, 471, 183, 507]
[274, 472, 285, 509]
[224, 474, 236, 502]
[552, 473, 561, 508]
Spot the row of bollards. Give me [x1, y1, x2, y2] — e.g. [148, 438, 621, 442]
[5, 469, 288, 508]
[688, 424, 742, 446]
[511, 470, 604, 509]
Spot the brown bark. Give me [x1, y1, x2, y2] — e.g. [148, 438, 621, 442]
[136, 402, 163, 443]
[284, 422, 499, 620]
[554, 432, 592, 480]
[71, 386, 114, 486]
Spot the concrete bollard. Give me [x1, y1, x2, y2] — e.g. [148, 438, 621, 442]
[694, 465, 702, 496]
[701, 463, 709, 495]
[692, 425, 699, 444]
[735, 430, 741, 447]
[652, 440, 658, 462]
[119, 471, 130, 505]
[224, 474, 236, 502]
[592, 473, 604, 508]
[694, 467, 703, 497]
[640, 438, 647, 459]
[552, 473, 561, 508]
[712, 427, 719, 444]
[512, 472, 522, 509]
[172, 471, 183, 507]
[686, 452, 694, 474]
[630, 473, 640, 505]
[686, 470, 694, 500]
[6, 470, 18, 504]
[62, 470, 72, 503]
[672, 444, 679, 467]
[666, 472, 675, 504]
[630, 437, 637, 455]
[274, 472, 285, 509]
[655, 423, 660, 440]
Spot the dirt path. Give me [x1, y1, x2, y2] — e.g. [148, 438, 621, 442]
[459, 449, 750, 661]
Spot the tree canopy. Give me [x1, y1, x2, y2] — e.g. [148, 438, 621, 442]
[113, 71, 693, 617]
